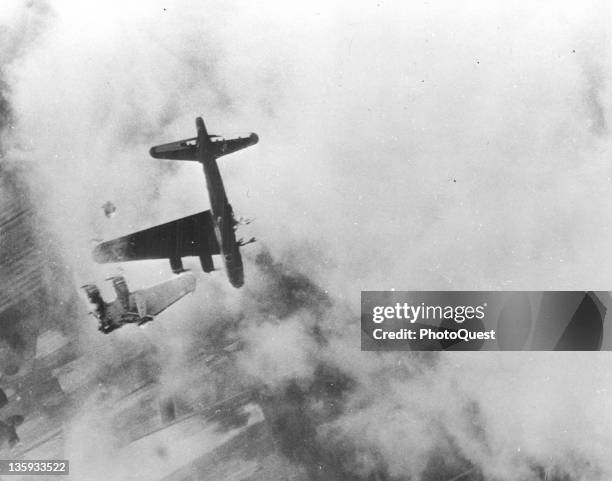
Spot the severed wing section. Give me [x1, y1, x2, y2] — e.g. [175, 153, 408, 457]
[92, 210, 220, 272]
[134, 272, 197, 317]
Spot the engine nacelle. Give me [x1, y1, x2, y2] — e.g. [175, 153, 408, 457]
[109, 276, 130, 309]
[169, 256, 184, 273]
[82, 284, 106, 318]
[200, 254, 214, 273]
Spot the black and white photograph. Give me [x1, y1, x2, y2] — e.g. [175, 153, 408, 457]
[1, 1, 612, 480]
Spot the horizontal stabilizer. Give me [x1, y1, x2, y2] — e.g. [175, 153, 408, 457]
[149, 138, 198, 161]
[209, 133, 259, 158]
[93, 210, 220, 264]
[149, 133, 258, 161]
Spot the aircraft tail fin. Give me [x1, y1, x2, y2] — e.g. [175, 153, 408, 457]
[196, 116, 208, 137]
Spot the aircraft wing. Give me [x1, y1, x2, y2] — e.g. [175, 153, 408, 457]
[92, 210, 220, 264]
[135, 273, 197, 317]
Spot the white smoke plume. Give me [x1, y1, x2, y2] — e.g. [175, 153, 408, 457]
[3, 0, 612, 480]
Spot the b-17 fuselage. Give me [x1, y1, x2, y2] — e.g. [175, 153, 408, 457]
[150, 117, 258, 288]
[196, 118, 251, 288]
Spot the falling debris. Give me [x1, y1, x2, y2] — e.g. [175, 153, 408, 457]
[101, 201, 116, 218]
[82, 273, 197, 334]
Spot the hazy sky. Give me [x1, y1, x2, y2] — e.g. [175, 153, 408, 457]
[5, 0, 612, 294]
[4, 1, 612, 480]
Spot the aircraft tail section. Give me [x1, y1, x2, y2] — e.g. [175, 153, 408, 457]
[196, 116, 208, 137]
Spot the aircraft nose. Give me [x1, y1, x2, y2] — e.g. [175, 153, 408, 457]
[250, 133, 259, 145]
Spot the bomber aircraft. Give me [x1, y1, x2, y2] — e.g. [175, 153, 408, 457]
[81, 273, 196, 334]
[92, 117, 258, 288]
